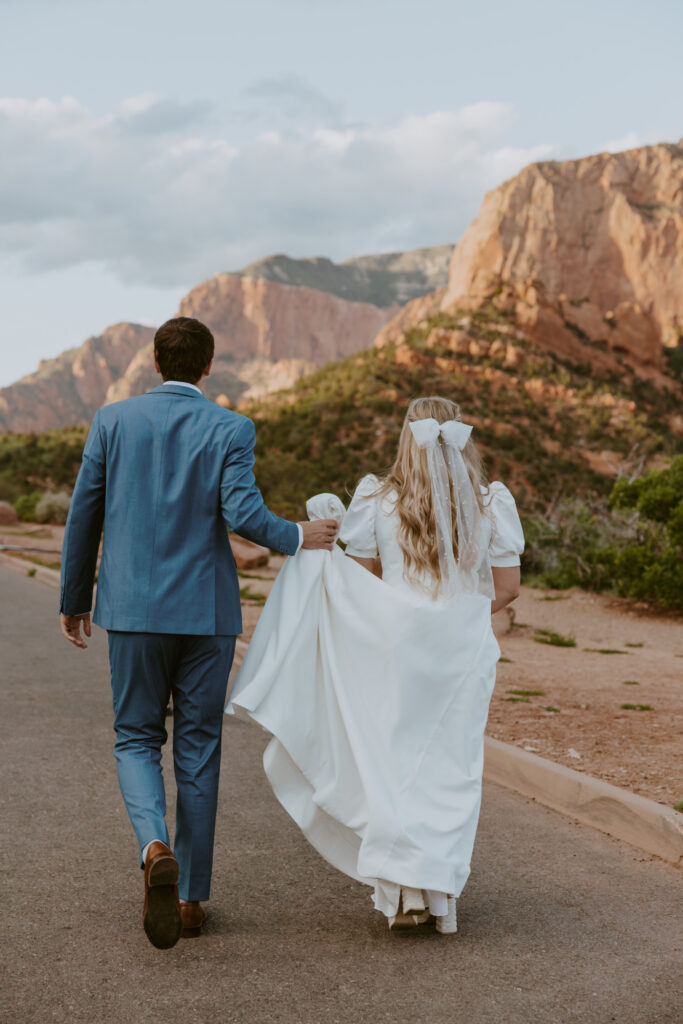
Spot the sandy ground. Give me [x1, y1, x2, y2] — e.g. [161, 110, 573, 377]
[490, 587, 683, 807]
[4, 524, 681, 808]
[2, 564, 682, 1024]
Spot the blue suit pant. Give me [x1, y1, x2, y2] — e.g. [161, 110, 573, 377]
[107, 632, 235, 902]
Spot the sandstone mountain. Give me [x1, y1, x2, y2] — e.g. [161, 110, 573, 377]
[378, 141, 683, 387]
[108, 276, 399, 408]
[0, 246, 451, 434]
[445, 140, 683, 377]
[0, 323, 156, 434]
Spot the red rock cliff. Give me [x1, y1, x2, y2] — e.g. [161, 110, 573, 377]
[441, 141, 683, 361]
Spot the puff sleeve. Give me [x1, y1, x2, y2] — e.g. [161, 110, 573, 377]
[486, 481, 525, 567]
[338, 474, 380, 558]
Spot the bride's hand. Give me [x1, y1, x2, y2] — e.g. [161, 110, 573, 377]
[299, 519, 338, 550]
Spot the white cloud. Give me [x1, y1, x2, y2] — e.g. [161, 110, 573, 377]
[0, 87, 555, 286]
[603, 131, 640, 154]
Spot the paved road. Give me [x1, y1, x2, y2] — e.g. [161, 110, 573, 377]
[1, 564, 681, 1024]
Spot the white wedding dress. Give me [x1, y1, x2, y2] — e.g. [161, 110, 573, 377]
[226, 476, 524, 919]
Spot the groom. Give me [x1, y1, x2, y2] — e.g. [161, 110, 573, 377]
[59, 316, 337, 949]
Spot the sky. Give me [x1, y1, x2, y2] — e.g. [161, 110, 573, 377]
[1, 0, 682, 387]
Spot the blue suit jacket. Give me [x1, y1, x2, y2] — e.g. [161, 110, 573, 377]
[59, 383, 299, 635]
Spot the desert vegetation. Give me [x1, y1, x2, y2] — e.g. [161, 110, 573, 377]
[0, 427, 87, 506]
[523, 457, 683, 611]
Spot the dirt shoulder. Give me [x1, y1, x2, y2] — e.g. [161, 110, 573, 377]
[489, 587, 683, 809]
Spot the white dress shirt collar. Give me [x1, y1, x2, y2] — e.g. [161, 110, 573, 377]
[162, 380, 202, 393]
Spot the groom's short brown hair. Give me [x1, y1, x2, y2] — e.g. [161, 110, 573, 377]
[154, 317, 215, 384]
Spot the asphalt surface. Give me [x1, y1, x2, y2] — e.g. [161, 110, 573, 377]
[1, 563, 682, 1024]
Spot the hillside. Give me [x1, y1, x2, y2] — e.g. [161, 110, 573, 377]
[2, 301, 681, 614]
[0, 245, 451, 434]
[246, 307, 681, 520]
[3, 302, 680, 514]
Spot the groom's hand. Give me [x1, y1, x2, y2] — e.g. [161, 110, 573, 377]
[298, 519, 338, 551]
[60, 613, 92, 649]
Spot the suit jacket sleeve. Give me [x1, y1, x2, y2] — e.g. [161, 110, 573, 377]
[220, 416, 299, 556]
[59, 411, 106, 615]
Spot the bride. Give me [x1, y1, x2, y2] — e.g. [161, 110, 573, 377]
[226, 396, 524, 933]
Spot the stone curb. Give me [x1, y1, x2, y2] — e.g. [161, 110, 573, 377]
[484, 736, 683, 868]
[4, 556, 681, 868]
[0, 552, 61, 589]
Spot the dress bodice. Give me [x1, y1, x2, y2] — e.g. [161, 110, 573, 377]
[338, 474, 524, 600]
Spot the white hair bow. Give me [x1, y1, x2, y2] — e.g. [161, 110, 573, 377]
[410, 417, 473, 451]
[409, 417, 494, 599]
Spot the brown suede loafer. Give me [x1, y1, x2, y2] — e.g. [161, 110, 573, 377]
[142, 841, 182, 950]
[180, 901, 206, 938]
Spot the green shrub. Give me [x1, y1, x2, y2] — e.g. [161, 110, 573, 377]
[0, 426, 87, 503]
[35, 491, 71, 525]
[522, 497, 628, 591]
[524, 458, 683, 611]
[14, 491, 42, 521]
[610, 455, 683, 524]
[534, 628, 576, 647]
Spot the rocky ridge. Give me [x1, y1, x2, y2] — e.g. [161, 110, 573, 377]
[0, 246, 450, 433]
[237, 245, 453, 307]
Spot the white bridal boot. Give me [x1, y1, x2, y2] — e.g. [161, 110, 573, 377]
[388, 887, 429, 929]
[401, 887, 426, 915]
[435, 896, 457, 934]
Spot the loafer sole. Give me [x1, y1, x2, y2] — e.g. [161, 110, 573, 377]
[143, 855, 181, 950]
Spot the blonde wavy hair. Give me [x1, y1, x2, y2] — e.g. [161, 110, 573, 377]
[375, 396, 489, 589]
